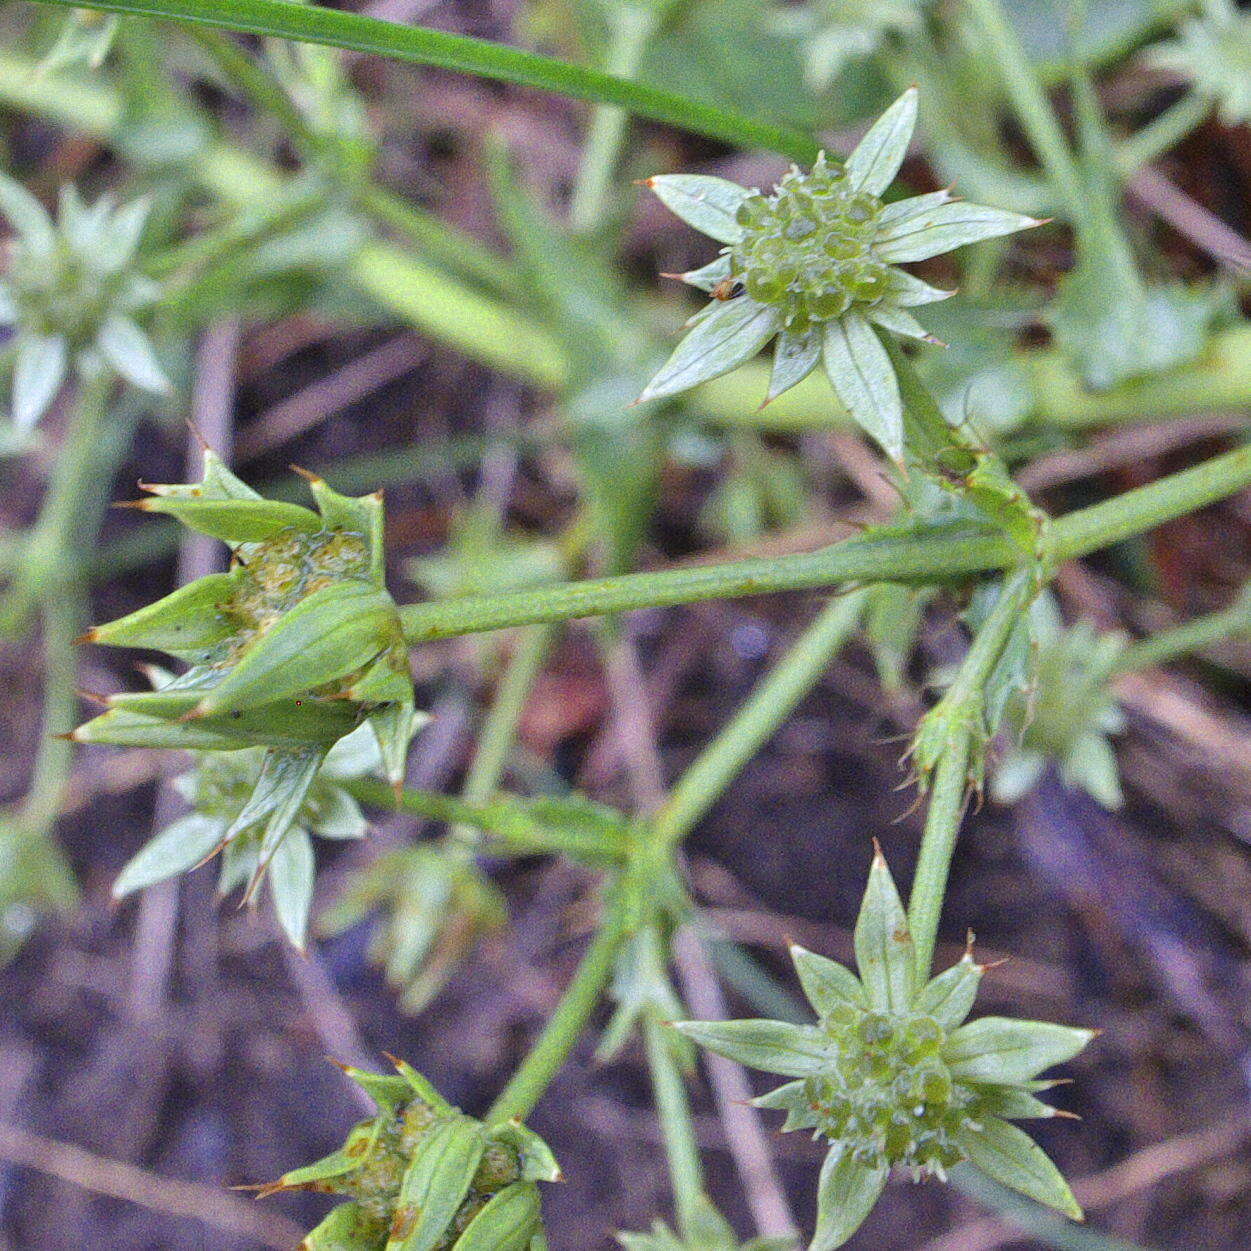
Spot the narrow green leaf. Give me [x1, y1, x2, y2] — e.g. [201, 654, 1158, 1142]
[29, 0, 818, 162]
[769, 328, 822, 402]
[86, 570, 241, 658]
[978, 1087, 1062, 1120]
[821, 314, 903, 461]
[789, 944, 866, 1016]
[944, 1017, 1095, 1084]
[811, 1146, 889, 1251]
[673, 1018, 831, 1077]
[454, 1181, 541, 1251]
[387, 1116, 486, 1251]
[957, 1116, 1083, 1219]
[112, 813, 225, 896]
[96, 314, 172, 394]
[306, 787, 368, 840]
[195, 581, 395, 715]
[852, 849, 916, 1012]
[134, 495, 322, 543]
[12, 332, 68, 429]
[269, 826, 316, 949]
[876, 202, 1041, 263]
[646, 174, 751, 243]
[219, 745, 322, 850]
[639, 297, 779, 403]
[916, 953, 982, 1030]
[844, 87, 917, 196]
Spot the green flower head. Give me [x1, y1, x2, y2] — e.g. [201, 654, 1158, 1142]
[0, 175, 168, 430]
[639, 89, 1040, 460]
[675, 851, 1093, 1250]
[261, 1057, 559, 1251]
[75, 453, 424, 894]
[110, 718, 416, 949]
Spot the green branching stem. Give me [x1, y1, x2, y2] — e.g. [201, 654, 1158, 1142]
[486, 895, 630, 1124]
[398, 445, 1251, 644]
[21, 0, 819, 162]
[644, 1014, 705, 1226]
[1117, 582, 1251, 673]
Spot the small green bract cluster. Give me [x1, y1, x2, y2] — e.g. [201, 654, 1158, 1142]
[264, 1058, 558, 1251]
[729, 156, 889, 331]
[677, 851, 1094, 1250]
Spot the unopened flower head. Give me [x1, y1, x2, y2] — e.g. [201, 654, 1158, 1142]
[639, 89, 1041, 460]
[0, 176, 168, 429]
[675, 850, 1093, 1249]
[261, 1057, 559, 1250]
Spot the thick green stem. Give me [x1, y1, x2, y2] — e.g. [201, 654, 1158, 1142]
[644, 1014, 704, 1227]
[568, 4, 656, 233]
[486, 901, 628, 1124]
[398, 445, 1251, 643]
[652, 590, 868, 848]
[22, 0, 818, 162]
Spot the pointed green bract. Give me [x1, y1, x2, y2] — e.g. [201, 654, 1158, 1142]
[852, 851, 915, 1012]
[943, 1017, 1096, 1083]
[956, 1117, 1083, 1219]
[844, 86, 917, 197]
[789, 944, 866, 1016]
[87, 571, 241, 658]
[916, 952, 981, 1030]
[645, 174, 751, 244]
[811, 1147, 888, 1250]
[822, 314, 903, 460]
[672, 1019, 831, 1077]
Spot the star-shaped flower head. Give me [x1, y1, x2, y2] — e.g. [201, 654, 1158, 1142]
[0, 175, 168, 431]
[259, 1056, 560, 1250]
[619, 1193, 792, 1251]
[110, 719, 421, 949]
[675, 850, 1093, 1250]
[639, 89, 1040, 461]
[1146, 0, 1251, 126]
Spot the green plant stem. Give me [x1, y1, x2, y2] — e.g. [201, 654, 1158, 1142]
[485, 897, 629, 1124]
[962, 0, 1086, 216]
[1117, 583, 1251, 672]
[22, 0, 819, 161]
[652, 590, 868, 848]
[907, 569, 1037, 976]
[568, 4, 656, 233]
[908, 735, 973, 981]
[451, 625, 553, 845]
[643, 1014, 704, 1226]
[1117, 90, 1211, 174]
[0, 372, 113, 636]
[397, 444, 1251, 643]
